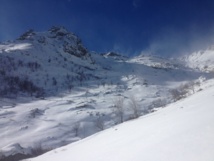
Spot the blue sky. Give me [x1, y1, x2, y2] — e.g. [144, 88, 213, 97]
[1, 0, 214, 56]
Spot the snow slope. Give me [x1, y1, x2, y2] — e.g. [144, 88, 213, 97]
[28, 79, 214, 161]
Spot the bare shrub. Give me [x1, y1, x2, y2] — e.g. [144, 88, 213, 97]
[151, 98, 167, 108]
[170, 81, 198, 101]
[31, 144, 50, 157]
[112, 97, 125, 123]
[73, 122, 80, 137]
[129, 95, 141, 119]
[169, 86, 186, 101]
[95, 116, 105, 131]
[170, 89, 179, 101]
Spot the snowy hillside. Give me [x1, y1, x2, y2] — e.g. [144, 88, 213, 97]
[0, 26, 98, 98]
[0, 27, 213, 160]
[181, 46, 214, 72]
[28, 78, 214, 161]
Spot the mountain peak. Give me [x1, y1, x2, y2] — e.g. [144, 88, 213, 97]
[16, 27, 88, 57]
[48, 26, 69, 36]
[18, 26, 76, 41]
[17, 29, 36, 40]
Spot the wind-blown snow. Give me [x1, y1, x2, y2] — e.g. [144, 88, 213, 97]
[181, 47, 214, 72]
[0, 43, 32, 53]
[28, 79, 214, 161]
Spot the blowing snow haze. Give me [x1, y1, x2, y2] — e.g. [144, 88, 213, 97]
[1, 0, 214, 56]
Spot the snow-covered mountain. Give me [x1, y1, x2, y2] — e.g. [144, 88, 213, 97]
[0, 26, 99, 98]
[0, 27, 213, 161]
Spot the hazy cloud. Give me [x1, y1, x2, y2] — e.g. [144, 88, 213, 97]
[143, 25, 214, 57]
[111, 41, 140, 56]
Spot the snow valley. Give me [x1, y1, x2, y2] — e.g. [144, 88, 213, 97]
[0, 27, 214, 161]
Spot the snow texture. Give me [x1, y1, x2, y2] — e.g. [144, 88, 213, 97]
[28, 79, 214, 161]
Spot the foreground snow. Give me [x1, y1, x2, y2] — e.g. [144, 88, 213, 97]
[28, 80, 214, 161]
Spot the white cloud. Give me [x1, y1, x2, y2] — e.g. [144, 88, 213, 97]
[143, 25, 214, 57]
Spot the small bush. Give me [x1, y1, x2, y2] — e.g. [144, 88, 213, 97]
[31, 144, 50, 157]
[151, 98, 167, 108]
[170, 81, 199, 101]
[95, 116, 105, 131]
[129, 95, 141, 119]
[112, 97, 125, 123]
[72, 122, 80, 137]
